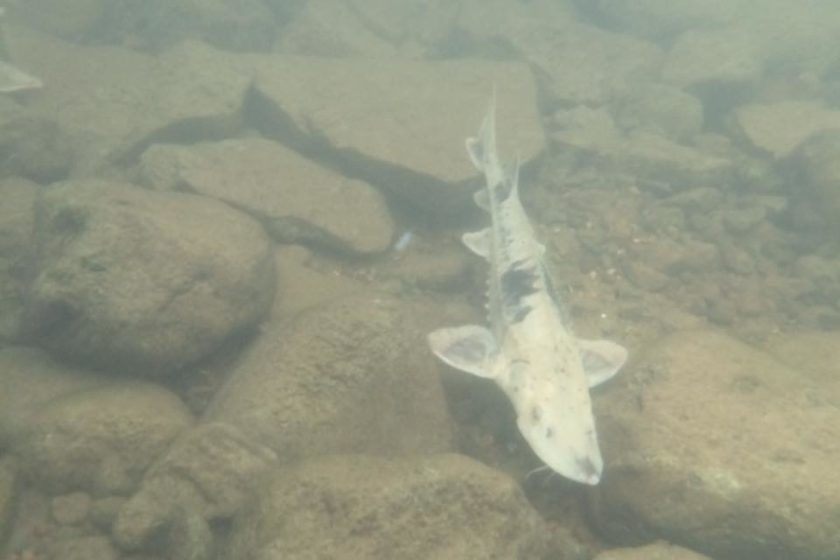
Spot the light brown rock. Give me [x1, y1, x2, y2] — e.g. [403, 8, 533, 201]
[761, 330, 840, 399]
[8, 32, 250, 172]
[663, 26, 763, 90]
[15, 381, 194, 494]
[250, 55, 544, 217]
[507, 19, 663, 106]
[735, 101, 840, 159]
[551, 107, 731, 184]
[23, 180, 275, 374]
[592, 330, 840, 560]
[139, 138, 395, 255]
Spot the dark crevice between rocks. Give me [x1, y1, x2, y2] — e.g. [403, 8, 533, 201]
[109, 112, 245, 168]
[243, 84, 477, 228]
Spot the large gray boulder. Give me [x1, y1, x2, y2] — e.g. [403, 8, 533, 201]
[23, 180, 275, 375]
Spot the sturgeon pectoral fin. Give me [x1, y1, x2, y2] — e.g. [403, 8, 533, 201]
[461, 228, 491, 258]
[473, 190, 490, 211]
[466, 136, 484, 171]
[578, 338, 628, 387]
[428, 325, 498, 379]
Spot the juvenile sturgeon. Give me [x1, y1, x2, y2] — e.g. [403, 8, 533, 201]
[428, 100, 627, 485]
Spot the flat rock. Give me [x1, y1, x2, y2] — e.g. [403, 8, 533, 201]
[23, 180, 275, 375]
[139, 138, 395, 255]
[735, 101, 840, 158]
[281, 0, 576, 61]
[586, 0, 744, 40]
[592, 330, 840, 560]
[7, 29, 250, 172]
[276, 0, 403, 57]
[506, 19, 664, 106]
[11, 0, 108, 39]
[343, 0, 462, 57]
[662, 26, 763, 91]
[249, 55, 544, 217]
[761, 330, 840, 399]
[456, 0, 578, 37]
[94, 0, 276, 51]
[225, 454, 554, 560]
[552, 106, 731, 183]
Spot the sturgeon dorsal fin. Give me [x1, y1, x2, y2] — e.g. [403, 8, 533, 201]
[466, 136, 484, 172]
[504, 156, 521, 201]
[577, 338, 628, 387]
[428, 325, 498, 379]
[461, 228, 491, 258]
[466, 96, 498, 172]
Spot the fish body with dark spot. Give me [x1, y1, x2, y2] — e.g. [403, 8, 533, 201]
[428, 100, 627, 485]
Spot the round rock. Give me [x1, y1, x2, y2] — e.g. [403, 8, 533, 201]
[22, 180, 275, 375]
[15, 381, 194, 495]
